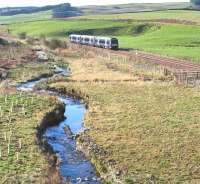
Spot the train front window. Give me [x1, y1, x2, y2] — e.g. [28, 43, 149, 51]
[111, 38, 118, 45]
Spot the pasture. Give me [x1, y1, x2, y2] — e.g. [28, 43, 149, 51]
[79, 10, 200, 24]
[81, 3, 189, 15]
[7, 17, 200, 63]
[0, 11, 52, 25]
[8, 19, 126, 37]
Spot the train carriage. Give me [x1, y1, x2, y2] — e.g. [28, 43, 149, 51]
[69, 34, 119, 50]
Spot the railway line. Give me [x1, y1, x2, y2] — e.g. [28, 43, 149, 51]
[112, 49, 200, 72]
[69, 34, 200, 72]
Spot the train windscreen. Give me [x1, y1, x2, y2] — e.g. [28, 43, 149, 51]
[111, 38, 118, 45]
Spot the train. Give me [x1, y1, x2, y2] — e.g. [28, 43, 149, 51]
[69, 34, 119, 50]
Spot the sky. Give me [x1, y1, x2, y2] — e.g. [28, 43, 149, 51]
[0, 0, 189, 8]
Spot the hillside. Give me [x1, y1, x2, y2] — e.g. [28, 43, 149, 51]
[0, 2, 190, 25]
[0, 3, 82, 22]
[7, 15, 200, 63]
[0, 3, 81, 16]
[80, 2, 190, 15]
[0, 11, 52, 25]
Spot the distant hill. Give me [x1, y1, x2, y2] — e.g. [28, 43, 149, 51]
[0, 2, 192, 25]
[80, 2, 190, 15]
[0, 3, 82, 17]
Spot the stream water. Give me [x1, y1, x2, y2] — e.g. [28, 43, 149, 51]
[18, 66, 101, 184]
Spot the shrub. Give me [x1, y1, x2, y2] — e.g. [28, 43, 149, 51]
[44, 38, 67, 50]
[26, 36, 36, 45]
[0, 37, 9, 45]
[18, 32, 27, 39]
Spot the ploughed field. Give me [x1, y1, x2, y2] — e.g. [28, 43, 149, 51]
[5, 9, 200, 63]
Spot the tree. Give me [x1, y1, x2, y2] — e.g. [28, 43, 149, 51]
[52, 3, 81, 18]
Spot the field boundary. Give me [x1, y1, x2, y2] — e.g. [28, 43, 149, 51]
[69, 43, 200, 87]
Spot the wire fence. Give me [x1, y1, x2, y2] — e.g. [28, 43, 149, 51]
[69, 43, 200, 88]
[174, 71, 200, 88]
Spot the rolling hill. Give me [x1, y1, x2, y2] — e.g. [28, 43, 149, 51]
[80, 2, 190, 15]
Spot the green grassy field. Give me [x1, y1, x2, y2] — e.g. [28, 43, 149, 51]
[0, 90, 62, 183]
[81, 3, 189, 15]
[8, 18, 200, 63]
[78, 10, 200, 23]
[118, 24, 200, 62]
[2, 7, 200, 63]
[0, 11, 52, 25]
[9, 19, 126, 37]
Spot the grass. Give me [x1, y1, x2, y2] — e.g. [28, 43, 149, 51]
[118, 24, 200, 62]
[0, 42, 65, 183]
[0, 44, 34, 62]
[79, 10, 200, 24]
[8, 18, 200, 63]
[0, 89, 62, 183]
[53, 81, 200, 183]
[7, 62, 55, 85]
[81, 3, 189, 15]
[40, 46, 200, 183]
[0, 11, 52, 25]
[8, 19, 126, 37]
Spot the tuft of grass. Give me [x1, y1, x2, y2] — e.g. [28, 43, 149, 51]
[7, 62, 55, 86]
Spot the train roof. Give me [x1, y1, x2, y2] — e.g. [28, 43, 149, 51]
[69, 34, 118, 40]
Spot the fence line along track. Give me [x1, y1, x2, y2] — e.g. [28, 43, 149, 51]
[111, 50, 200, 72]
[69, 44, 200, 87]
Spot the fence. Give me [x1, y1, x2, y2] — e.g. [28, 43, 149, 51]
[174, 71, 200, 88]
[69, 43, 200, 87]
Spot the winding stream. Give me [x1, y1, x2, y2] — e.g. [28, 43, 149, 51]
[18, 66, 101, 184]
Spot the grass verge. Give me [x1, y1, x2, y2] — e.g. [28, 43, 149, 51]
[0, 89, 64, 183]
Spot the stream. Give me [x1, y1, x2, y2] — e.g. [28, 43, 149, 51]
[17, 66, 101, 184]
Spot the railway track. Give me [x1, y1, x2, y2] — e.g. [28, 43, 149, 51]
[113, 50, 200, 72]
[72, 43, 200, 72]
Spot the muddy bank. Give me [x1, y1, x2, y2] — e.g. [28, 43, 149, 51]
[19, 73, 54, 84]
[40, 86, 120, 183]
[36, 103, 66, 184]
[18, 67, 101, 183]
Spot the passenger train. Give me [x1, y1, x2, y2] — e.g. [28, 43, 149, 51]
[69, 34, 119, 50]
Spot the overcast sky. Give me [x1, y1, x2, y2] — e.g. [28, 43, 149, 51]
[0, 0, 189, 8]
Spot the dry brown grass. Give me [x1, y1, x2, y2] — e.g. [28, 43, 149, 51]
[37, 46, 200, 183]
[68, 57, 138, 82]
[49, 81, 200, 183]
[58, 45, 168, 83]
